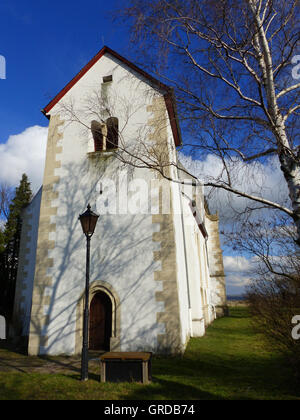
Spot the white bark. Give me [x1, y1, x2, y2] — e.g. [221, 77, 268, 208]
[249, 0, 300, 243]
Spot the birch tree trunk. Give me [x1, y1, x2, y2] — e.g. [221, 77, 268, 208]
[249, 0, 300, 243]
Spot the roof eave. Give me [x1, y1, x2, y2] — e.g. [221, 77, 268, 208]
[41, 45, 182, 146]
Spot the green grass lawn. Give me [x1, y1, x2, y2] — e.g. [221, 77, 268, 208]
[0, 307, 299, 400]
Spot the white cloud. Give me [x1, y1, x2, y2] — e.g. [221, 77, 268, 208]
[223, 255, 258, 291]
[178, 152, 292, 295]
[0, 126, 48, 193]
[178, 152, 289, 223]
[226, 274, 251, 289]
[223, 255, 254, 273]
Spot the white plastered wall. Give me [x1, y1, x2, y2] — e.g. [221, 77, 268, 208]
[35, 53, 184, 355]
[176, 168, 216, 335]
[13, 187, 42, 337]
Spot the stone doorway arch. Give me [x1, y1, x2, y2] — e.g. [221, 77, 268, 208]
[75, 281, 121, 354]
[89, 291, 112, 350]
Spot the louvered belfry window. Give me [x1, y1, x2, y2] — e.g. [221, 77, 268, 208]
[91, 120, 104, 151]
[106, 117, 119, 149]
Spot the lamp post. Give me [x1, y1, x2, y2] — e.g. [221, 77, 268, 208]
[78, 204, 99, 381]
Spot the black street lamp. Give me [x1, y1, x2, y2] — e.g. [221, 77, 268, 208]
[78, 203, 99, 381]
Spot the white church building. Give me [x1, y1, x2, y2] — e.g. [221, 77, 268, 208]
[11, 46, 227, 356]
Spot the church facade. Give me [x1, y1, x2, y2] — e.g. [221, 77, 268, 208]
[11, 47, 227, 356]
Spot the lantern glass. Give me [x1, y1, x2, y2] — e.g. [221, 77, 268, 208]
[79, 204, 99, 236]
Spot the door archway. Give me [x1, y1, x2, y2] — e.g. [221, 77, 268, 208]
[75, 281, 121, 354]
[89, 291, 112, 350]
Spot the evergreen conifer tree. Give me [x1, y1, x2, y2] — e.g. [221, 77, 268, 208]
[0, 174, 32, 332]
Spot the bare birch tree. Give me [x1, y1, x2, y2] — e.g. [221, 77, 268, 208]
[114, 0, 300, 242]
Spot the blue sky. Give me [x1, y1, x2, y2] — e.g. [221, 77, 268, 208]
[0, 0, 266, 296]
[0, 0, 128, 142]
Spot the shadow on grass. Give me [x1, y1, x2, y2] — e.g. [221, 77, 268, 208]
[1, 308, 300, 400]
[0, 339, 27, 356]
[37, 352, 102, 382]
[123, 376, 223, 400]
[228, 307, 249, 318]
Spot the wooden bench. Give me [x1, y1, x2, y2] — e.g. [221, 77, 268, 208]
[100, 352, 152, 383]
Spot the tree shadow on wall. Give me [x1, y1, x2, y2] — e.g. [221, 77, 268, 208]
[27, 157, 177, 358]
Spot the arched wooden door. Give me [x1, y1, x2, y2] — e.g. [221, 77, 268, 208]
[89, 292, 112, 350]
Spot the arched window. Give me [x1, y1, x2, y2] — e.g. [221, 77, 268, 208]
[106, 117, 119, 150]
[91, 120, 104, 152]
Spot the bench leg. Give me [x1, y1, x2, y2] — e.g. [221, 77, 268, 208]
[100, 361, 106, 382]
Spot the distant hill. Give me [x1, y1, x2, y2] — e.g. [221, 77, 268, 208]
[227, 295, 246, 301]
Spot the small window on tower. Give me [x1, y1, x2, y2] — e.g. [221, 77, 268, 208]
[106, 117, 119, 149]
[102, 75, 113, 83]
[91, 120, 104, 152]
